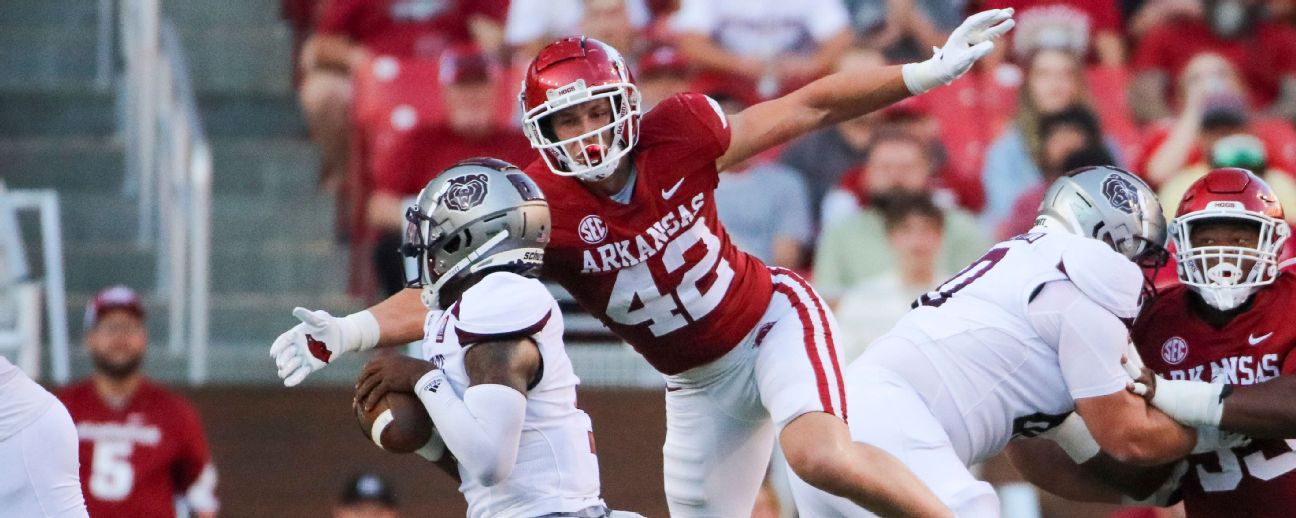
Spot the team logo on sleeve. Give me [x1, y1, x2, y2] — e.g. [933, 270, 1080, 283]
[1101, 174, 1140, 214]
[1161, 336, 1188, 365]
[442, 174, 489, 212]
[578, 215, 608, 244]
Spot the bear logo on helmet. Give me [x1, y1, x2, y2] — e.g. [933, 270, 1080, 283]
[443, 174, 490, 212]
[1102, 174, 1140, 215]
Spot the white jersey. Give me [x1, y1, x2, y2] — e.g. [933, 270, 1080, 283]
[421, 272, 603, 518]
[0, 355, 56, 442]
[859, 229, 1141, 465]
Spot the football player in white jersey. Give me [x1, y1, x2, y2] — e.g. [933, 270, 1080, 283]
[789, 166, 1203, 516]
[272, 158, 629, 518]
[0, 356, 88, 517]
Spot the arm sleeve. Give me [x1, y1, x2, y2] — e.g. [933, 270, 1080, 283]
[1029, 281, 1131, 400]
[415, 371, 527, 486]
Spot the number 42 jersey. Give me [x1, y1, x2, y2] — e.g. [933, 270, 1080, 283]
[862, 229, 1143, 464]
[529, 93, 773, 375]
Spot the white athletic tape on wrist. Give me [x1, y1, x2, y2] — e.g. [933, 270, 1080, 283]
[370, 408, 394, 449]
[1152, 379, 1226, 427]
[1046, 414, 1101, 464]
[346, 310, 381, 352]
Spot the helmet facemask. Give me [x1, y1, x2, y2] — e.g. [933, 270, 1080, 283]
[521, 80, 641, 182]
[1173, 211, 1290, 311]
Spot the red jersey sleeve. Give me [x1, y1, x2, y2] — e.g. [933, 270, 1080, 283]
[170, 399, 214, 498]
[314, 0, 359, 35]
[653, 93, 731, 161]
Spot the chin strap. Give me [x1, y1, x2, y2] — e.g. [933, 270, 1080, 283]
[421, 231, 512, 309]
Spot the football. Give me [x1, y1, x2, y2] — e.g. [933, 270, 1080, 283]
[355, 390, 434, 454]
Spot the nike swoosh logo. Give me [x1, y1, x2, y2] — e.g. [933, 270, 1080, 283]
[1249, 332, 1274, 346]
[661, 178, 685, 200]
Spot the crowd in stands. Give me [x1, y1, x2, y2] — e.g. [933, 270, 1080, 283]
[281, 0, 1296, 362]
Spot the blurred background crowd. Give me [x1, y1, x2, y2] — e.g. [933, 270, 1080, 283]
[3, 0, 1296, 516]
[289, 0, 1296, 361]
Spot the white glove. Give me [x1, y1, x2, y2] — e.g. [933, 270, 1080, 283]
[1039, 413, 1101, 464]
[269, 307, 381, 387]
[901, 8, 1015, 95]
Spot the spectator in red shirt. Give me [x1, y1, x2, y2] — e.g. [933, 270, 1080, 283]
[58, 286, 218, 518]
[299, 0, 508, 190]
[1129, 0, 1296, 123]
[1138, 52, 1296, 187]
[366, 47, 533, 294]
[984, 0, 1125, 66]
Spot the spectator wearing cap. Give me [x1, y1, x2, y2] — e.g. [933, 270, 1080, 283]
[366, 46, 534, 295]
[1129, 0, 1296, 124]
[505, 0, 652, 60]
[996, 106, 1111, 240]
[812, 130, 987, 305]
[669, 0, 853, 99]
[1138, 53, 1296, 189]
[832, 194, 950, 361]
[58, 286, 219, 518]
[637, 44, 693, 110]
[299, 0, 509, 190]
[704, 84, 813, 269]
[335, 472, 399, 518]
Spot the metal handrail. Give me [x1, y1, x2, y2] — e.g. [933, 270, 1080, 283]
[120, 0, 211, 384]
[0, 189, 71, 384]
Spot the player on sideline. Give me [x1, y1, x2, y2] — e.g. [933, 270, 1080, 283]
[59, 285, 219, 518]
[281, 158, 631, 518]
[790, 166, 1206, 516]
[0, 356, 88, 517]
[1005, 168, 1296, 517]
[272, 10, 1015, 516]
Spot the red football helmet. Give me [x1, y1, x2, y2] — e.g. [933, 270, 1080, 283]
[519, 37, 641, 182]
[1172, 167, 1290, 310]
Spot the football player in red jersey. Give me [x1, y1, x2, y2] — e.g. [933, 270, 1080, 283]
[1007, 168, 1296, 517]
[59, 286, 218, 518]
[272, 10, 1016, 516]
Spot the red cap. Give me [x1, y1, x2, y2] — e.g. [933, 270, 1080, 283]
[439, 45, 497, 85]
[85, 285, 144, 329]
[638, 44, 689, 78]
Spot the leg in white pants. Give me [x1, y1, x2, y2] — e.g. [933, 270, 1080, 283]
[788, 367, 999, 517]
[0, 403, 88, 518]
[662, 343, 775, 517]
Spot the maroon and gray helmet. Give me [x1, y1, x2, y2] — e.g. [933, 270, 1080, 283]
[402, 158, 550, 308]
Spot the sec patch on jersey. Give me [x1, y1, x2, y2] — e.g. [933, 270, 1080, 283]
[354, 390, 434, 454]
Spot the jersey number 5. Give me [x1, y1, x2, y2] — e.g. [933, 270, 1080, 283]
[606, 219, 735, 336]
[89, 440, 135, 501]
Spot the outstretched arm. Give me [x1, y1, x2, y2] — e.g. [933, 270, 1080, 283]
[716, 9, 1014, 171]
[1220, 375, 1296, 438]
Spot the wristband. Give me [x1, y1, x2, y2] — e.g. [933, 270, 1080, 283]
[343, 310, 381, 352]
[1043, 413, 1101, 464]
[1151, 379, 1227, 427]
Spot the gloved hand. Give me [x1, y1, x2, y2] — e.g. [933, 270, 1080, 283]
[901, 8, 1015, 95]
[270, 307, 380, 387]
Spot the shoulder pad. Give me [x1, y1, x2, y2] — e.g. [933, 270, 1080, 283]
[454, 272, 554, 343]
[1057, 234, 1144, 320]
